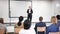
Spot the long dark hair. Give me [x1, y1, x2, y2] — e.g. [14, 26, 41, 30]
[17, 16, 24, 26]
[24, 19, 31, 30]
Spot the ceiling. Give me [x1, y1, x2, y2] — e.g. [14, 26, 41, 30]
[12, 0, 59, 1]
[0, 0, 60, 1]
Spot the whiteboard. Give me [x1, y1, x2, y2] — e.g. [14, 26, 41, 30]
[10, 1, 31, 17]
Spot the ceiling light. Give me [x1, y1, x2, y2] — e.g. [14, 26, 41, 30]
[56, 3, 60, 7]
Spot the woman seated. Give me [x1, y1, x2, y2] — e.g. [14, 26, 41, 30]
[15, 16, 24, 28]
[46, 16, 59, 34]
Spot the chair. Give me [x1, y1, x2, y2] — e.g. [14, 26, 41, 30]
[49, 32, 60, 34]
[37, 27, 46, 32]
[0, 18, 4, 24]
[0, 29, 5, 34]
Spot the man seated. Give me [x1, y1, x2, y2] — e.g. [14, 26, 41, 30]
[34, 16, 46, 34]
[19, 19, 35, 34]
[46, 16, 59, 34]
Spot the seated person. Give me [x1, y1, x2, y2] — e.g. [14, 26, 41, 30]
[0, 23, 6, 34]
[56, 15, 60, 26]
[19, 19, 35, 34]
[34, 16, 46, 34]
[15, 16, 24, 28]
[46, 16, 59, 34]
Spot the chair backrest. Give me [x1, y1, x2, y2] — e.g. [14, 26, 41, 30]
[37, 27, 46, 32]
[0, 29, 5, 34]
[0, 18, 4, 24]
[49, 32, 60, 34]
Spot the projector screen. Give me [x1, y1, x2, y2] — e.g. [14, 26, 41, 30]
[10, 1, 57, 22]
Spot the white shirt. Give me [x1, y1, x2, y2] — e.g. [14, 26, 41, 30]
[0, 23, 6, 29]
[29, 9, 31, 13]
[19, 28, 36, 34]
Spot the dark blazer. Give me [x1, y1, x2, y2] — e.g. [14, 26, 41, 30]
[27, 9, 33, 14]
[34, 22, 46, 34]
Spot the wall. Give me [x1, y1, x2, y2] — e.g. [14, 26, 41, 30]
[0, 0, 10, 23]
[32, 0, 60, 22]
[32, 1, 54, 22]
[52, 0, 60, 15]
[10, 0, 60, 22]
[0, 0, 60, 23]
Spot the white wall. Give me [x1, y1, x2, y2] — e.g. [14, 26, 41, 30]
[32, 1, 54, 22]
[0, 0, 60, 23]
[52, 0, 60, 15]
[0, 1, 10, 23]
[32, 0, 60, 22]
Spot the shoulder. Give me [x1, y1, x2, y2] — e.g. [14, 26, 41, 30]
[47, 24, 53, 29]
[19, 29, 25, 34]
[27, 29, 35, 34]
[36, 23, 39, 25]
[15, 22, 24, 28]
[15, 23, 18, 26]
[43, 22, 46, 25]
[20, 29, 25, 32]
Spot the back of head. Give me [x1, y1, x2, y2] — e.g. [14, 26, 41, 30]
[39, 16, 43, 22]
[24, 19, 30, 30]
[18, 16, 24, 26]
[19, 16, 23, 21]
[56, 15, 60, 20]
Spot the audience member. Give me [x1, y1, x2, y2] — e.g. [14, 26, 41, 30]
[34, 16, 46, 34]
[0, 23, 6, 34]
[19, 19, 35, 34]
[56, 15, 60, 31]
[46, 16, 59, 34]
[15, 16, 24, 28]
